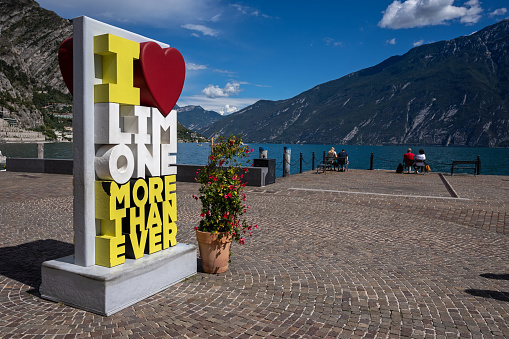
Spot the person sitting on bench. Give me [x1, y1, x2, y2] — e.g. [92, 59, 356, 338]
[337, 149, 348, 172]
[403, 148, 415, 173]
[413, 149, 426, 173]
[326, 147, 337, 171]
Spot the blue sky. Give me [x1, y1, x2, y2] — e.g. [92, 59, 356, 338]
[37, 0, 508, 114]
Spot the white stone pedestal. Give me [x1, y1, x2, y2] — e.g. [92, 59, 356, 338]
[40, 243, 196, 316]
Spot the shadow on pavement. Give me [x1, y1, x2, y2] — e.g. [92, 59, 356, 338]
[480, 273, 509, 280]
[465, 289, 509, 302]
[0, 239, 74, 290]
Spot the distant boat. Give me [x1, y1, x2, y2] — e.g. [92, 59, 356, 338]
[197, 144, 203, 146]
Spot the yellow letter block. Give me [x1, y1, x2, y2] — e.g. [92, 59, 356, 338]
[95, 181, 130, 220]
[94, 34, 140, 105]
[95, 180, 130, 266]
[162, 198, 177, 249]
[148, 177, 164, 204]
[164, 175, 176, 201]
[95, 234, 126, 267]
[145, 203, 162, 254]
[125, 205, 147, 259]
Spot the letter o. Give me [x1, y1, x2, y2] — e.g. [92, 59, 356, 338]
[95, 144, 134, 184]
[132, 178, 148, 207]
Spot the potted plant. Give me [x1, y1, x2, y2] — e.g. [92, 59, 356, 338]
[193, 135, 257, 273]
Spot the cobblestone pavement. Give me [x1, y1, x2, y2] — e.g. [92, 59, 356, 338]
[1, 169, 508, 338]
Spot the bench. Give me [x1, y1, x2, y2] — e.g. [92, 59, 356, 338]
[451, 160, 479, 176]
[316, 162, 329, 174]
[402, 161, 413, 173]
[316, 155, 336, 174]
[316, 159, 333, 174]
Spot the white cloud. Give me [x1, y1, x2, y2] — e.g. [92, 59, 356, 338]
[461, 0, 483, 24]
[413, 39, 425, 46]
[387, 38, 397, 45]
[177, 95, 259, 113]
[490, 8, 508, 17]
[210, 13, 222, 22]
[182, 24, 219, 37]
[323, 38, 343, 47]
[219, 104, 238, 115]
[379, 0, 483, 29]
[231, 4, 271, 18]
[213, 69, 237, 76]
[202, 82, 242, 98]
[36, 0, 221, 28]
[186, 63, 207, 71]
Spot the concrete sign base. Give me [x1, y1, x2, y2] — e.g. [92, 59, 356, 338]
[40, 243, 196, 316]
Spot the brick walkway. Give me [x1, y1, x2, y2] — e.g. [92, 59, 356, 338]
[1, 169, 508, 338]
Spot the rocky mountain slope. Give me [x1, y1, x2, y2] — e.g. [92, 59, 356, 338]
[0, 0, 72, 128]
[202, 20, 509, 147]
[176, 105, 223, 133]
[0, 0, 208, 142]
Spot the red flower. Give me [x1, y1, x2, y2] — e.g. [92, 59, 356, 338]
[194, 226, 198, 230]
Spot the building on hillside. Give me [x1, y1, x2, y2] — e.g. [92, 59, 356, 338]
[0, 118, 45, 142]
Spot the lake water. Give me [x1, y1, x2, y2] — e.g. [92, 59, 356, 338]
[1, 142, 508, 177]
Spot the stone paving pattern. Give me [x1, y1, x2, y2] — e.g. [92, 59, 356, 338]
[0, 169, 508, 338]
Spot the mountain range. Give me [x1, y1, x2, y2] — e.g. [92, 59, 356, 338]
[0, 0, 204, 142]
[175, 105, 223, 133]
[200, 20, 509, 147]
[1, 0, 508, 147]
[0, 0, 72, 128]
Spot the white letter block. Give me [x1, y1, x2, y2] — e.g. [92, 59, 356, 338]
[152, 108, 177, 152]
[129, 105, 151, 145]
[94, 103, 132, 145]
[95, 144, 135, 184]
[133, 143, 161, 178]
[161, 145, 177, 175]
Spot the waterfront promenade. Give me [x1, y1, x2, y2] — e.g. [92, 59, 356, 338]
[1, 169, 508, 338]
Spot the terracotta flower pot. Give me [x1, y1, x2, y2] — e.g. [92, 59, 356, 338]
[195, 230, 232, 274]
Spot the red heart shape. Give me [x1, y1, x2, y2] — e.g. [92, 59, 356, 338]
[134, 42, 185, 117]
[58, 37, 74, 95]
[57, 38, 185, 117]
